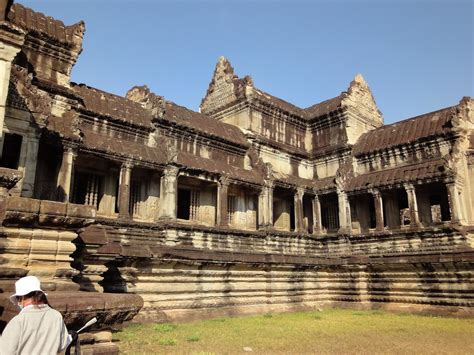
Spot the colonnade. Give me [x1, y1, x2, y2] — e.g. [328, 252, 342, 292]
[54, 147, 467, 234]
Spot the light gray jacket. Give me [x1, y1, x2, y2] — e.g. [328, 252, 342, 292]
[0, 305, 70, 355]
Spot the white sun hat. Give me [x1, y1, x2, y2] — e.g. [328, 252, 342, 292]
[9, 276, 46, 304]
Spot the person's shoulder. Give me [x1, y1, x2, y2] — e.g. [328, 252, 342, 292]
[45, 306, 64, 318]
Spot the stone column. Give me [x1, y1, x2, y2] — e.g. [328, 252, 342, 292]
[146, 172, 161, 222]
[404, 183, 420, 227]
[217, 176, 229, 227]
[0, 23, 24, 143]
[446, 182, 464, 224]
[312, 193, 322, 235]
[371, 189, 385, 232]
[158, 165, 179, 220]
[337, 189, 352, 234]
[118, 161, 133, 220]
[258, 180, 274, 229]
[268, 181, 274, 227]
[56, 144, 77, 202]
[294, 187, 305, 233]
[20, 133, 40, 198]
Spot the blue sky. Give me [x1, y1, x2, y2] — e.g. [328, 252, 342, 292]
[20, 0, 472, 124]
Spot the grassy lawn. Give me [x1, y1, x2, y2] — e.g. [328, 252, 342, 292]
[113, 309, 474, 354]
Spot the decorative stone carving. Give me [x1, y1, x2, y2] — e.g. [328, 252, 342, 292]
[0, 167, 22, 197]
[335, 157, 354, 192]
[200, 56, 249, 114]
[341, 73, 383, 126]
[126, 85, 166, 119]
[9, 64, 52, 128]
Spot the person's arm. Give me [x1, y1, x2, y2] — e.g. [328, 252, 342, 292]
[0, 317, 21, 355]
[58, 321, 72, 352]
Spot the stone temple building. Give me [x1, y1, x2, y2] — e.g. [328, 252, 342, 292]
[0, 1, 473, 353]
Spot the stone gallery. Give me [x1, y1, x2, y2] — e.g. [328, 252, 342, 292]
[0, 1, 472, 353]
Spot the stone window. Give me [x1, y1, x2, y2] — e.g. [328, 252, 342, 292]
[177, 188, 200, 221]
[0, 133, 22, 169]
[129, 180, 142, 217]
[190, 189, 200, 220]
[321, 199, 339, 231]
[72, 171, 104, 208]
[228, 195, 236, 225]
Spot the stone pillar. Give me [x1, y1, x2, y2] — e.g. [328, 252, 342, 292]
[312, 193, 322, 235]
[20, 133, 40, 198]
[404, 183, 420, 227]
[146, 172, 161, 222]
[0, 23, 24, 143]
[158, 165, 179, 220]
[217, 176, 229, 227]
[371, 189, 384, 232]
[446, 182, 464, 224]
[294, 187, 305, 233]
[258, 180, 273, 229]
[56, 145, 77, 202]
[337, 189, 352, 234]
[118, 161, 132, 220]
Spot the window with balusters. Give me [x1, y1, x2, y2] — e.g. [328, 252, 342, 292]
[72, 171, 104, 208]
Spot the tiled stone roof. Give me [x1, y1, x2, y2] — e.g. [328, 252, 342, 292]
[47, 114, 79, 140]
[304, 96, 344, 119]
[346, 159, 447, 191]
[8, 3, 84, 47]
[252, 89, 345, 120]
[178, 152, 263, 185]
[252, 88, 306, 117]
[81, 127, 166, 165]
[73, 84, 153, 129]
[353, 107, 454, 156]
[164, 102, 249, 147]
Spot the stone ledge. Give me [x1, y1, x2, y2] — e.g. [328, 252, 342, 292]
[2, 197, 96, 227]
[0, 291, 143, 332]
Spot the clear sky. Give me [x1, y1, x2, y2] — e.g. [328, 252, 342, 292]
[20, 0, 472, 124]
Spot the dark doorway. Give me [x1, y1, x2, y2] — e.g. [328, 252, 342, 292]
[177, 188, 191, 220]
[1, 133, 22, 169]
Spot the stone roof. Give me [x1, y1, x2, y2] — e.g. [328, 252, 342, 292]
[252, 88, 306, 117]
[8, 3, 84, 48]
[304, 96, 344, 119]
[81, 126, 165, 166]
[346, 159, 447, 191]
[47, 114, 79, 140]
[252, 89, 346, 120]
[163, 102, 249, 148]
[178, 152, 263, 185]
[201, 57, 376, 122]
[353, 106, 454, 156]
[73, 84, 153, 129]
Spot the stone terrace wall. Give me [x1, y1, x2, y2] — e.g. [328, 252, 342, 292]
[75, 220, 474, 321]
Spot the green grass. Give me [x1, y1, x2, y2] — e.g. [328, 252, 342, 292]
[114, 308, 474, 354]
